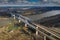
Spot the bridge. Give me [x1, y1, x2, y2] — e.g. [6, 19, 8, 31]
[10, 13, 60, 40]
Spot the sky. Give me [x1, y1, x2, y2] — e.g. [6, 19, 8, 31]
[28, 0, 39, 2]
[0, 0, 60, 7]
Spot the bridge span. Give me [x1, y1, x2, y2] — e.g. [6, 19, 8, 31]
[10, 13, 60, 40]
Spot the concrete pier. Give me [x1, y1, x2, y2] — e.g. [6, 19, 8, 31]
[25, 24, 28, 27]
[36, 26, 39, 40]
[44, 36, 46, 40]
[36, 27, 39, 36]
[13, 15, 15, 19]
[19, 20, 21, 23]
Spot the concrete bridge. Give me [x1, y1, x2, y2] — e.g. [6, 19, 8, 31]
[10, 13, 60, 40]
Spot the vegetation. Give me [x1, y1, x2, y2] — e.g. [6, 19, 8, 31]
[0, 18, 34, 40]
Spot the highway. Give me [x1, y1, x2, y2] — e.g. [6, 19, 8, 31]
[50, 28, 60, 34]
[34, 23, 60, 39]
[10, 13, 60, 40]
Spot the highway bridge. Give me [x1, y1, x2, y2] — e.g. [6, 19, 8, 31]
[0, 0, 60, 40]
[0, 3, 60, 40]
[10, 13, 60, 40]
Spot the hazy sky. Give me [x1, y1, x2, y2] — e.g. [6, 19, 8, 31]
[28, 0, 39, 2]
[0, 0, 60, 7]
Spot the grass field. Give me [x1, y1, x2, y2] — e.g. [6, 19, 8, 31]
[0, 17, 34, 40]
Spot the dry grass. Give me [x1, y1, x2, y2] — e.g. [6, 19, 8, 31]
[0, 18, 34, 40]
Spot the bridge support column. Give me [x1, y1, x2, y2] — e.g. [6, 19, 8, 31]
[25, 24, 28, 27]
[44, 36, 46, 40]
[19, 20, 21, 23]
[36, 27, 38, 36]
[13, 15, 15, 19]
[36, 26, 39, 40]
